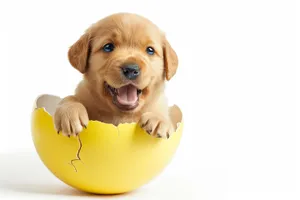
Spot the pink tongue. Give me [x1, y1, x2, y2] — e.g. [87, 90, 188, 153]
[117, 85, 138, 105]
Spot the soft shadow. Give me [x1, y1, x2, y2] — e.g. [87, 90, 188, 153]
[0, 152, 136, 198]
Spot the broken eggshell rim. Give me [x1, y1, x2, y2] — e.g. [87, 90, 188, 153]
[32, 94, 183, 133]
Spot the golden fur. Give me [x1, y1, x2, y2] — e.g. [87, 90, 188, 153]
[54, 13, 178, 139]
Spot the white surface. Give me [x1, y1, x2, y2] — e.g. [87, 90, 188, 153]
[0, 0, 299, 199]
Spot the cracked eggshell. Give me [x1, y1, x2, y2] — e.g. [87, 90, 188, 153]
[31, 94, 183, 194]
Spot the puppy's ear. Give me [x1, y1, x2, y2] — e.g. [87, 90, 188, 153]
[68, 33, 91, 73]
[163, 37, 178, 81]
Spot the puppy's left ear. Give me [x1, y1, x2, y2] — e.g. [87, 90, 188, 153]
[163, 37, 178, 81]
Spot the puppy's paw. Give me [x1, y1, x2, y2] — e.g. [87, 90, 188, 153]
[139, 112, 174, 139]
[54, 102, 89, 137]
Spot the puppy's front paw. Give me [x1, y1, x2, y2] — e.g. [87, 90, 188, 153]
[54, 103, 89, 137]
[139, 112, 174, 139]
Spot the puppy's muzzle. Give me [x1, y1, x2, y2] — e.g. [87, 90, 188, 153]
[121, 64, 140, 80]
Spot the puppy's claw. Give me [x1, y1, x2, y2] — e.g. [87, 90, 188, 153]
[83, 125, 87, 129]
[68, 135, 70, 138]
[141, 123, 148, 128]
[57, 131, 60, 134]
[157, 134, 162, 138]
[166, 132, 170, 139]
[146, 129, 152, 134]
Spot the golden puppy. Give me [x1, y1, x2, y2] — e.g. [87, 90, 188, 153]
[54, 13, 178, 139]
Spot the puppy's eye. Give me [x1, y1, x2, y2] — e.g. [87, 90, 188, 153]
[146, 46, 155, 55]
[103, 43, 115, 52]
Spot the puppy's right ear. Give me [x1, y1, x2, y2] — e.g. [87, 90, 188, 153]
[68, 33, 91, 73]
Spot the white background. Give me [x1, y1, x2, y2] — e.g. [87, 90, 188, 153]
[0, 0, 299, 199]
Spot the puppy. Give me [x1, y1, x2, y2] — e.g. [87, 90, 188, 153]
[54, 13, 178, 139]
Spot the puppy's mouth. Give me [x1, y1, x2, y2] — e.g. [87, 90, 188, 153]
[105, 82, 142, 111]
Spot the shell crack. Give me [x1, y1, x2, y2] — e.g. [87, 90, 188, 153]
[69, 135, 83, 172]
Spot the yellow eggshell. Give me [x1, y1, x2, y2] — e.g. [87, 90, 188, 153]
[31, 94, 183, 194]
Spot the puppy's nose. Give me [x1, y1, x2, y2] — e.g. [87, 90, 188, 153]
[121, 64, 140, 80]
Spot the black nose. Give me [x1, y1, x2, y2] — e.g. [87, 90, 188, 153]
[121, 64, 140, 80]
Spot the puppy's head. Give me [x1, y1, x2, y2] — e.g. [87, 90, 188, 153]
[68, 13, 178, 112]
